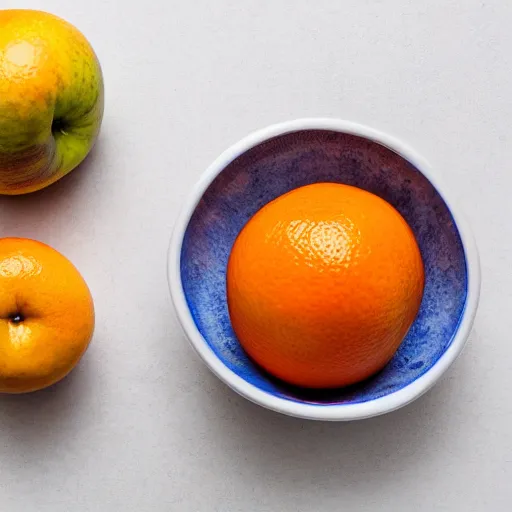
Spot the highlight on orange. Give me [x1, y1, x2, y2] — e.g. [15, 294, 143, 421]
[227, 183, 425, 389]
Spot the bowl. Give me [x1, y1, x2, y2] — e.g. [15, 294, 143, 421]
[168, 118, 480, 421]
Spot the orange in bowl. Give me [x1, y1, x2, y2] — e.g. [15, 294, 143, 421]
[0, 238, 94, 393]
[227, 183, 424, 389]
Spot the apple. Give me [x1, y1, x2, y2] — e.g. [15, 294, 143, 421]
[0, 9, 104, 195]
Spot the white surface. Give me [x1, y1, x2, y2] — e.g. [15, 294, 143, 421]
[0, 0, 509, 510]
[169, 118, 482, 421]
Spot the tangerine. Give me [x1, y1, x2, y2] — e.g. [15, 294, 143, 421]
[0, 238, 94, 393]
[227, 183, 424, 389]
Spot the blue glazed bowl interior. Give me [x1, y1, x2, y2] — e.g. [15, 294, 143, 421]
[180, 130, 467, 405]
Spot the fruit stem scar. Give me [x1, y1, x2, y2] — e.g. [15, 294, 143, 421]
[9, 313, 24, 324]
[51, 118, 67, 135]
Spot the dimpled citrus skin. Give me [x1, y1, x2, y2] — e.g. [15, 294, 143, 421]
[0, 9, 104, 194]
[0, 238, 94, 393]
[227, 183, 425, 389]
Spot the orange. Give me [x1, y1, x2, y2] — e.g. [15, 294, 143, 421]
[227, 183, 424, 389]
[0, 238, 94, 393]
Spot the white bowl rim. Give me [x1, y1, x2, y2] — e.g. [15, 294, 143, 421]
[168, 118, 481, 421]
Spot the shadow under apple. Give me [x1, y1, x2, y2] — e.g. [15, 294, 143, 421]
[0, 138, 106, 239]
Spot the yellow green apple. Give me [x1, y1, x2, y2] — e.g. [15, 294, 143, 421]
[0, 9, 104, 195]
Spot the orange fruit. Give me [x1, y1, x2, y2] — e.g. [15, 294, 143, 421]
[0, 238, 94, 393]
[227, 183, 424, 389]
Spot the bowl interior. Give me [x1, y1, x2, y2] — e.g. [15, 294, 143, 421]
[180, 129, 467, 405]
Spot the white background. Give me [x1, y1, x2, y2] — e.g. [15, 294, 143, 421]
[0, 1, 510, 510]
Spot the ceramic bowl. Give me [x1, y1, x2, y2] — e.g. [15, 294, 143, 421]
[168, 119, 480, 421]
